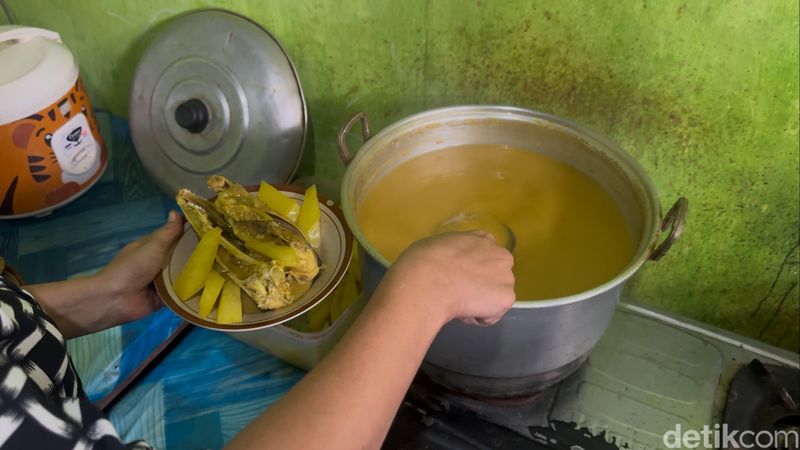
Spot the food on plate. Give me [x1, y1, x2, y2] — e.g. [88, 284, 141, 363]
[175, 175, 322, 322]
[217, 278, 243, 324]
[296, 185, 321, 248]
[258, 181, 300, 221]
[285, 242, 362, 333]
[198, 269, 225, 318]
[244, 240, 298, 266]
[172, 227, 222, 301]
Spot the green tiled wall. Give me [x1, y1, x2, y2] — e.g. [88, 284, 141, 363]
[6, 0, 798, 350]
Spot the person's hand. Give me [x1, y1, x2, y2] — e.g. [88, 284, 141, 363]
[383, 231, 515, 326]
[94, 211, 183, 322]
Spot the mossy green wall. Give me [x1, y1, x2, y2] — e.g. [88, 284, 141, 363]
[7, 0, 799, 350]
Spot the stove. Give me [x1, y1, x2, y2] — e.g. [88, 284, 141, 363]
[384, 303, 800, 449]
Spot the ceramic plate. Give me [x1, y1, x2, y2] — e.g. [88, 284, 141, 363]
[156, 185, 352, 331]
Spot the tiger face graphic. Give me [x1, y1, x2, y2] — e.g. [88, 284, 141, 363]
[1, 78, 106, 217]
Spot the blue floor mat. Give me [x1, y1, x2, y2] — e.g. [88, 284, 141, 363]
[108, 327, 304, 449]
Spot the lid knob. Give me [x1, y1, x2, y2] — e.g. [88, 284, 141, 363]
[174, 99, 209, 133]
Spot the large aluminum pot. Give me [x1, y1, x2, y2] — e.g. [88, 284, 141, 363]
[338, 106, 686, 396]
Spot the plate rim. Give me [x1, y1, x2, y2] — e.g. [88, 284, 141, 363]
[155, 184, 353, 332]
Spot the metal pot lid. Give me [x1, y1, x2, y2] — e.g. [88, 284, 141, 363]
[129, 10, 307, 196]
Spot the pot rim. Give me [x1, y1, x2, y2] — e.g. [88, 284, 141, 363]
[341, 105, 663, 309]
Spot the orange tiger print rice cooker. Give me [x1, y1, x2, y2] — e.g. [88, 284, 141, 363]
[0, 25, 107, 219]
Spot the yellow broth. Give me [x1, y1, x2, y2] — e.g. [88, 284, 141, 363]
[357, 144, 636, 300]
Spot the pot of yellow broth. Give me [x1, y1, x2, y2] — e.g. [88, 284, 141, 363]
[338, 106, 686, 396]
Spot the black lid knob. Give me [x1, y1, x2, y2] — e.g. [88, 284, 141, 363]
[174, 99, 209, 133]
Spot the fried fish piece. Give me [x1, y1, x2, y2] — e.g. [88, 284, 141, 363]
[176, 177, 320, 311]
[208, 175, 320, 288]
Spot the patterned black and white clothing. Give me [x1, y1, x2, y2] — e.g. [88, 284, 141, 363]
[0, 274, 151, 449]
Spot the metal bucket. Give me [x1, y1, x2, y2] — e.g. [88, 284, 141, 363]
[338, 106, 687, 396]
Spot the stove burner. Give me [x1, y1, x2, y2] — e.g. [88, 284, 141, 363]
[451, 388, 549, 408]
[420, 353, 590, 400]
[406, 371, 559, 435]
[412, 369, 551, 407]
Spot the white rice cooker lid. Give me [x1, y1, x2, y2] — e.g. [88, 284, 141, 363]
[0, 26, 78, 125]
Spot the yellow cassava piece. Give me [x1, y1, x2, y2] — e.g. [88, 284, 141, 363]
[258, 181, 300, 221]
[217, 278, 243, 324]
[198, 270, 225, 317]
[330, 272, 354, 323]
[340, 269, 360, 311]
[244, 239, 298, 266]
[173, 227, 222, 301]
[297, 184, 321, 248]
[307, 293, 333, 332]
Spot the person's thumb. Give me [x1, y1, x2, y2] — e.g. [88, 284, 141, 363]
[151, 211, 183, 248]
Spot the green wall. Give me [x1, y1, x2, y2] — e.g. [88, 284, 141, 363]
[7, 0, 799, 350]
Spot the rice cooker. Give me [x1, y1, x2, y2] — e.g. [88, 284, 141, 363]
[0, 25, 106, 219]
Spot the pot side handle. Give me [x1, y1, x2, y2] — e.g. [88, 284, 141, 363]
[337, 112, 371, 166]
[649, 197, 688, 261]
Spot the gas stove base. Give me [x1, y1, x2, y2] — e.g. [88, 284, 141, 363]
[385, 303, 799, 449]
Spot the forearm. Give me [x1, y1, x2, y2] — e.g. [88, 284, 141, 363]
[226, 279, 451, 450]
[25, 275, 124, 339]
